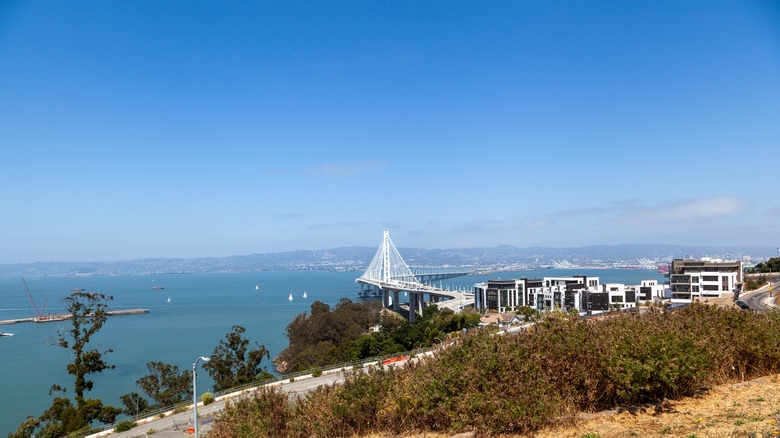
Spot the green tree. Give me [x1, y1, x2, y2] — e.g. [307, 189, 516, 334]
[754, 257, 780, 274]
[204, 325, 273, 392]
[10, 292, 121, 438]
[119, 392, 150, 418]
[137, 361, 193, 407]
[276, 299, 384, 372]
[119, 361, 192, 415]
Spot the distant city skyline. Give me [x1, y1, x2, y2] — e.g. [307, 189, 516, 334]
[1, 1, 779, 264]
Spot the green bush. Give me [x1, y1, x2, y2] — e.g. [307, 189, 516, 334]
[113, 419, 136, 432]
[311, 367, 323, 378]
[202, 392, 214, 406]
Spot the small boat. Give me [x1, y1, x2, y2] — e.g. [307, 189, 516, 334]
[255, 285, 259, 290]
[288, 294, 293, 301]
[0, 332, 13, 337]
[152, 286, 165, 290]
[166, 296, 171, 303]
[302, 291, 307, 299]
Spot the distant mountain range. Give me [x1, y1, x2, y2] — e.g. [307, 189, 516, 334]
[0, 244, 775, 278]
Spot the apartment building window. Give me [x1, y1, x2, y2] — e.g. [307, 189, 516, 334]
[703, 276, 718, 282]
[692, 286, 700, 292]
[611, 296, 623, 303]
[692, 277, 699, 283]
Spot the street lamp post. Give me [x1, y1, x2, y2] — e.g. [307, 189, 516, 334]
[193, 356, 211, 438]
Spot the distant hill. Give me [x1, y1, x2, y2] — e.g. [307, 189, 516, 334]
[0, 244, 774, 278]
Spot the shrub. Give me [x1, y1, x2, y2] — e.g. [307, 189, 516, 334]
[311, 367, 323, 378]
[113, 419, 136, 432]
[202, 392, 214, 406]
[209, 387, 292, 438]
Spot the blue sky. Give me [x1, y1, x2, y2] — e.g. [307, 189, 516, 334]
[1, 1, 779, 263]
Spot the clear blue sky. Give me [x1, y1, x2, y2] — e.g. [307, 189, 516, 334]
[1, 1, 779, 263]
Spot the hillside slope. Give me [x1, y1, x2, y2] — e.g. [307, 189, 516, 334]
[360, 374, 780, 437]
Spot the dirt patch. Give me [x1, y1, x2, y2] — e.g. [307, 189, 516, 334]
[698, 296, 738, 308]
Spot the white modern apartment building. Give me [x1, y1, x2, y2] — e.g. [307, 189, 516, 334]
[669, 258, 743, 300]
[474, 276, 670, 314]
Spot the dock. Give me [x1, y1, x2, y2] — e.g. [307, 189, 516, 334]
[0, 308, 149, 325]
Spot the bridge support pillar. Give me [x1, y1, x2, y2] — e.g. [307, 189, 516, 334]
[409, 293, 417, 324]
[382, 289, 391, 308]
[393, 291, 400, 311]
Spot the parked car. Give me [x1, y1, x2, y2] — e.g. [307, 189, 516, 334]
[735, 300, 751, 310]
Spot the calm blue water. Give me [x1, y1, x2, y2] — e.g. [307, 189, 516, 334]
[0, 269, 665, 434]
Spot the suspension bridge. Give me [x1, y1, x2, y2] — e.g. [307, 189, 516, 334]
[356, 231, 475, 323]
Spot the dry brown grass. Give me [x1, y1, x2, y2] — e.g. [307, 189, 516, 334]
[356, 374, 780, 438]
[536, 374, 780, 438]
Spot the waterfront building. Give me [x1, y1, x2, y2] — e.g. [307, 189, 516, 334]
[474, 275, 666, 314]
[472, 279, 526, 313]
[526, 276, 600, 313]
[474, 275, 600, 313]
[632, 279, 668, 302]
[669, 258, 743, 300]
[600, 283, 636, 310]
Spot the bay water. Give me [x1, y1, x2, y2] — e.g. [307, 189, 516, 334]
[0, 269, 664, 434]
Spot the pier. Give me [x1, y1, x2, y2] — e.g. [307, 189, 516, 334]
[0, 308, 149, 325]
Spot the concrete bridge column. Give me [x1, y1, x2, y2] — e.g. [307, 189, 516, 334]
[383, 289, 391, 308]
[409, 292, 417, 324]
[393, 291, 400, 311]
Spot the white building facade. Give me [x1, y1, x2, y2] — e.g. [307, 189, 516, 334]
[474, 275, 667, 314]
[670, 258, 743, 300]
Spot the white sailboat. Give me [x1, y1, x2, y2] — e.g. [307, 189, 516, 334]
[166, 296, 171, 303]
[288, 293, 293, 301]
[302, 290, 308, 299]
[255, 285, 259, 291]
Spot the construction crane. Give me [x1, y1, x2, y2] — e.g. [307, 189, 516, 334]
[22, 276, 46, 320]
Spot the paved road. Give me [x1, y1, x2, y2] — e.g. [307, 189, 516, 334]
[740, 281, 778, 312]
[92, 357, 414, 438]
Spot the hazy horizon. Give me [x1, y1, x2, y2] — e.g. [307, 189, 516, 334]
[1, 241, 775, 267]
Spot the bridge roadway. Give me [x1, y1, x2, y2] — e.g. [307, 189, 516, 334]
[356, 277, 474, 323]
